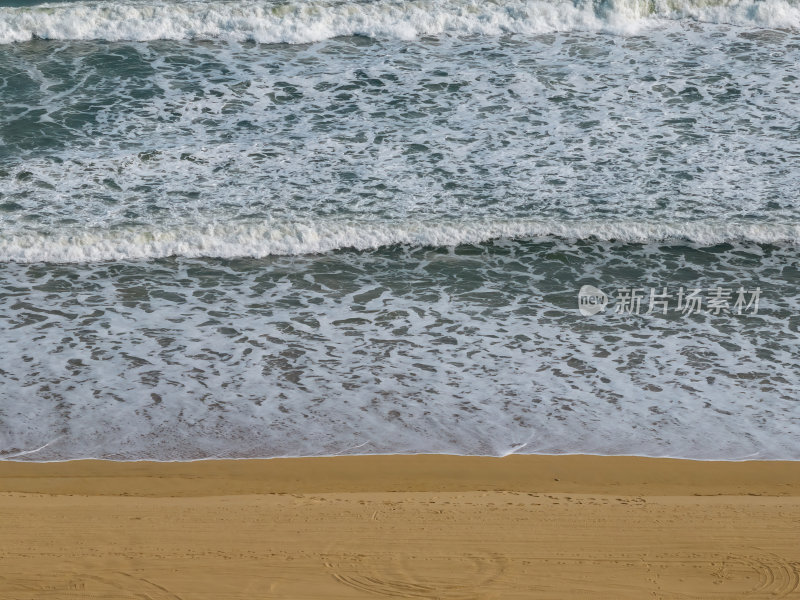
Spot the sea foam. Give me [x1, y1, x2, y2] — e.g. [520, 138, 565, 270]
[1, 239, 798, 461]
[1, 219, 799, 263]
[1, 0, 799, 44]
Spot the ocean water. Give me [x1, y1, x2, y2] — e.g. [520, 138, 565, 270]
[0, 0, 798, 460]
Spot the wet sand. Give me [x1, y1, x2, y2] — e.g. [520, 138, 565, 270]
[1, 454, 799, 599]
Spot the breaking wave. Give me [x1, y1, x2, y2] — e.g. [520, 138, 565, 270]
[1, 0, 799, 44]
[2, 219, 799, 262]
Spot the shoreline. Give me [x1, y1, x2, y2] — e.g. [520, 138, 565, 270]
[2, 454, 799, 598]
[6, 449, 800, 462]
[2, 453, 800, 496]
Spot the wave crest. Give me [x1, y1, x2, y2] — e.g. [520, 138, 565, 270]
[1, 0, 799, 44]
[2, 219, 799, 262]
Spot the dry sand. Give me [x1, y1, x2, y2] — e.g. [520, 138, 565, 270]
[1, 454, 799, 599]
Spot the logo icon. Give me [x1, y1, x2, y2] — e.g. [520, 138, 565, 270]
[578, 285, 608, 316]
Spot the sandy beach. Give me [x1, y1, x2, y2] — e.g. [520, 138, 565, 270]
[1, 454, 799, 599]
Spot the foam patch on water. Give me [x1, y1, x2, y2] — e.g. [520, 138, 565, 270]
[3, 33, 799, 244]
[0, 241, 798, 461]
[1, 0, 799, 44]
[2, 219, 800, 262]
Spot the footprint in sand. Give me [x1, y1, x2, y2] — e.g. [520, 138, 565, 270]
[506, 552, 800, 599]
[324, 551, 506, 599]
[637, 552, 799, 599]
[0, 571, 182, 600]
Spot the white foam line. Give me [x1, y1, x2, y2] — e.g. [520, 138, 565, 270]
[0, 0, 799, 45]
[332, 440, 372, 455]
[1, 450, 796, 463]
[1, 438, 62, 459]
[1, 218, 799, 263]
